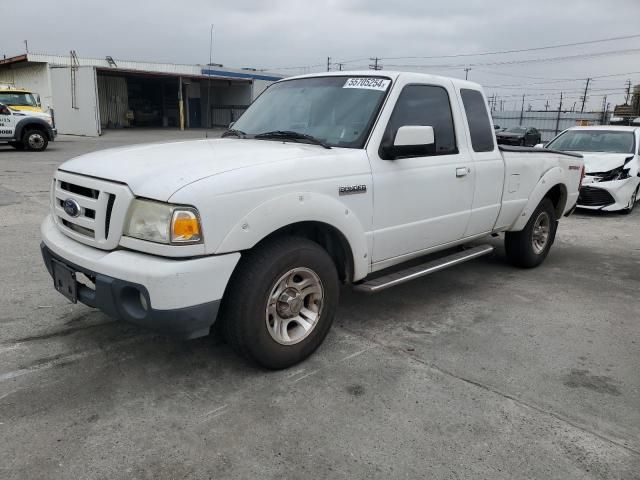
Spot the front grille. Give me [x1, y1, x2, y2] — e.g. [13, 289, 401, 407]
[60, 180, 99, 199]
[578, 186, 615, 207]
[104, 193, 116, 238]
[52, 171, 133, 250]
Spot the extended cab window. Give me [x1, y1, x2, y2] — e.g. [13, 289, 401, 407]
[460, 89, 495, 152]
[382, 85, 457, 158]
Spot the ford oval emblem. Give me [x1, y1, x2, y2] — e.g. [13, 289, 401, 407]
[63, 198, 81, 218]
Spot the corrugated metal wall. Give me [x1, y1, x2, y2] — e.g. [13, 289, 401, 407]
[97, 75, 129, 128]
[492, 111, 607, 141]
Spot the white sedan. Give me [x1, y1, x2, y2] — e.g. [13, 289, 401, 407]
[544, 126, 640, 213]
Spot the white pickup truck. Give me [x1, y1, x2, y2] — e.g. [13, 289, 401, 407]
[41, 72, 584, 368]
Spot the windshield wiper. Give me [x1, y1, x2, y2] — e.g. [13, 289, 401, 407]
[254, 130, 332, 149]
[221, 128, 247, 138]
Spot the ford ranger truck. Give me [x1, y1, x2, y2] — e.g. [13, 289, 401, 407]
[41, 72, 584, 369]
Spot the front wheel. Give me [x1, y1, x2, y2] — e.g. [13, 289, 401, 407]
[505, 198, 558, 268]
[221, 237, 339, 369]
[22, 129, 48, 152]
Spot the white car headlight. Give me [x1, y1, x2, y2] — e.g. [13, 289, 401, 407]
[124, 199, 202, 244]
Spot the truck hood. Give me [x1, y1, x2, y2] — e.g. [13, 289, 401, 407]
[578, 152, 634, 174]
[59, 138, 343, 201]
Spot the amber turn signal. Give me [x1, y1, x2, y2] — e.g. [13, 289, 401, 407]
[171, 209, 202, 243]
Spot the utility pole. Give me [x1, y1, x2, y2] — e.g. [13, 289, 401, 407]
[519, 94, 525, 125]
[601, 95, 608, 124]
[24, 40, 28, 53]
[544, 100, 549, 112]
[625, 79, 632, 104]
[554, 92, 563, 135]
[327, 57, 331, 72]
[580, 78, 591, 113]
[464, 67, 471, 80]
[369, 57, 382, 70]
[336, 63, 344, 71]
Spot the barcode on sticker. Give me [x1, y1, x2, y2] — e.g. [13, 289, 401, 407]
[344, 78, 390, 91]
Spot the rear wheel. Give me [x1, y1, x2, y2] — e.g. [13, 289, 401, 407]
[221, 236, 339, 369]
[22, 129, 48, 152]
[622, 185, 639, 215]
[505, 198, 557, 268]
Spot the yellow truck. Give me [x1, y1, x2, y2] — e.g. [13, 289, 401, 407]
[0, 84, 44, 113]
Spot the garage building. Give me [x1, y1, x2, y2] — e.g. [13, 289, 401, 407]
[0, 53, 282, 136]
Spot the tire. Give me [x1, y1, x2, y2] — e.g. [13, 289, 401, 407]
[22, 129, 48, 152]
[221, 236, 339, 369]
[621, 185, 638, 215]
[8, 141, 24, 150]
[505, 198, 557, 268]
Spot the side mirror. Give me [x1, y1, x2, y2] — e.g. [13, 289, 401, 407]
[534, 143, 546, 149]
[228, 121, 235, 128]
[35, 94, 41, 107]
[383, 125, 435, 159]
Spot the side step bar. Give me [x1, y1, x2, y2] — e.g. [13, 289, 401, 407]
[353, 244, 494, 294]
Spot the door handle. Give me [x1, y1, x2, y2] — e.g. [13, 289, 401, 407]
[456, 167, 470, 177]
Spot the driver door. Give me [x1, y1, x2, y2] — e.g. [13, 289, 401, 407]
[0, 104, 16, 139]
[367, 82, 475, 267]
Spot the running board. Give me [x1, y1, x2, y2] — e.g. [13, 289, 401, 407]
[353, 245, 494, 294]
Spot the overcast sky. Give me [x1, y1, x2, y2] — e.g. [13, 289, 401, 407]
[4, 0, 640, 111]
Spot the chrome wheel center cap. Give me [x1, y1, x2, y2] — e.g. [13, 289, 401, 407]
[277, 288, 303, 318]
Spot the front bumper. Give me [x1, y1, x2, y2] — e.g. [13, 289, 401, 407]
[41, 214, 240, 339]
[577, 177, 638, 211]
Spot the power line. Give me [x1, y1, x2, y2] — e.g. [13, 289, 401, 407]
[383, 47, 640, 70]
[484, 71, 640, 88]
[378, 33, 640, 61]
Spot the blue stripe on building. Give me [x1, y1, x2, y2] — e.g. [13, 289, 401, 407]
[201, 69, 283, 82]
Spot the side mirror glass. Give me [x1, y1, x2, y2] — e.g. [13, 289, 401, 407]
[383, 125, 435, 159]
[35, 94, 41, 107]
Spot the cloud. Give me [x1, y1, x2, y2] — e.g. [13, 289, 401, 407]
[3, 0, 640, 109]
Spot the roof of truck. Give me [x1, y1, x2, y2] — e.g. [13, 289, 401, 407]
[283, 70, 483, 90]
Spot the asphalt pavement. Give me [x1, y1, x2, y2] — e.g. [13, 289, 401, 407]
[1, 130, 638, 479]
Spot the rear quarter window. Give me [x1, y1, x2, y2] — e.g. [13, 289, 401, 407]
[460, 89, 495, 153]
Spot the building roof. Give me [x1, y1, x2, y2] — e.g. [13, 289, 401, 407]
[0, 52, 283, 82]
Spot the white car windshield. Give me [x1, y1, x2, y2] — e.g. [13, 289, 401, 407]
[230, 76, 391, 148]
[547, 130, 635, 154]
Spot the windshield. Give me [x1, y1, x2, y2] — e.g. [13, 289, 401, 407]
[231, 76, 391, 148]
[547, 130, 635, 154]
[505, 126, 526, 134]
[0, 92, 37, 107]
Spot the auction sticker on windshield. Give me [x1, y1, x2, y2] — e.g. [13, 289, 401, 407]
[344, 78, 391, 91]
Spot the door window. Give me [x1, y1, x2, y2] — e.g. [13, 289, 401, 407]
[460, 89, 495, 152]
[381, 85, 457, 158]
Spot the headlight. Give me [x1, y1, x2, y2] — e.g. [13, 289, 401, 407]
[598, 166, 630, 182]
[124, 199, 202, 244]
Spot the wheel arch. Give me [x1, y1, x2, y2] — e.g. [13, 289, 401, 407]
[215, 192, 369, 282]
[509, 167, 569, 231]
[254, 221, 355, 283]
[15, 118, 52, 140]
